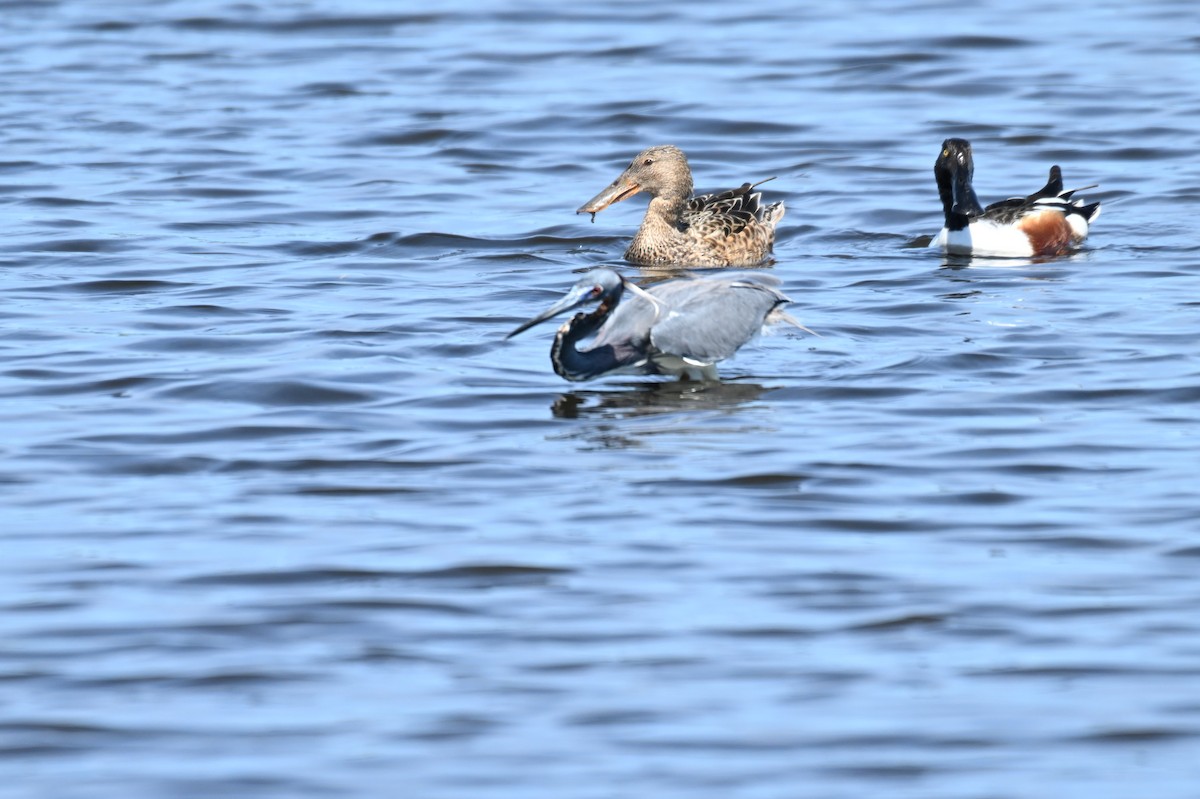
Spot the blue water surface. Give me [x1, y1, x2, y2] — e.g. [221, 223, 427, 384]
[3, 1, 1200, 798]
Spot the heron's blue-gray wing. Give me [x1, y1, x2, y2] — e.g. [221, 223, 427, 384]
[647, 275, 788, 364]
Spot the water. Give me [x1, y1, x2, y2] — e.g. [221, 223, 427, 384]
[3, 1, 1200, 797]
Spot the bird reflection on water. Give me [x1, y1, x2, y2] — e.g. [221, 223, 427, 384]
[548, 381, 775, 455]
[547, 381, 775, 450]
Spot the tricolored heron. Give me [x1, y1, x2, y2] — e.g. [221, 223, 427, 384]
[506, 268, 812, 381]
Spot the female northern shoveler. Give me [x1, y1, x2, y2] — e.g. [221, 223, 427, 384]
[931, 138, 1101, 258]
[576, 144, 784, 267]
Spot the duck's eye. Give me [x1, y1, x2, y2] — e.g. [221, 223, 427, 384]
[942, 148, 949, 157]
[591, 285, 603, 296]
[643, 158, 653, 166]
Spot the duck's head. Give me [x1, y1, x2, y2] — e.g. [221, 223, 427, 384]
[934, 138, 984, 220]
[577, 145, 694, 217]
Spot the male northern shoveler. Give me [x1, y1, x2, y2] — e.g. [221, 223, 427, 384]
[930, 138, 1101, 258]
[576, 144, 784, 267]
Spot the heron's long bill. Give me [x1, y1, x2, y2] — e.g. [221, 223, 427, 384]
[506, 283, 599, 339]
[576, 177, 641, 216]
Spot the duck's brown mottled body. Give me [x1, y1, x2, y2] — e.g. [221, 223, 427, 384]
[578, 145, 783, 267]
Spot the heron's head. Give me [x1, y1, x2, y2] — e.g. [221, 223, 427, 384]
[506, 269, 627, 339]
[577, 144, 693, 216]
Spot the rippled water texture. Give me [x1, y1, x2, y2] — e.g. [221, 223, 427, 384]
[4, 1, 1200, 797]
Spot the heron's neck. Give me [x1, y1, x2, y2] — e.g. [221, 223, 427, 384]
[550, 303, 618, 382]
